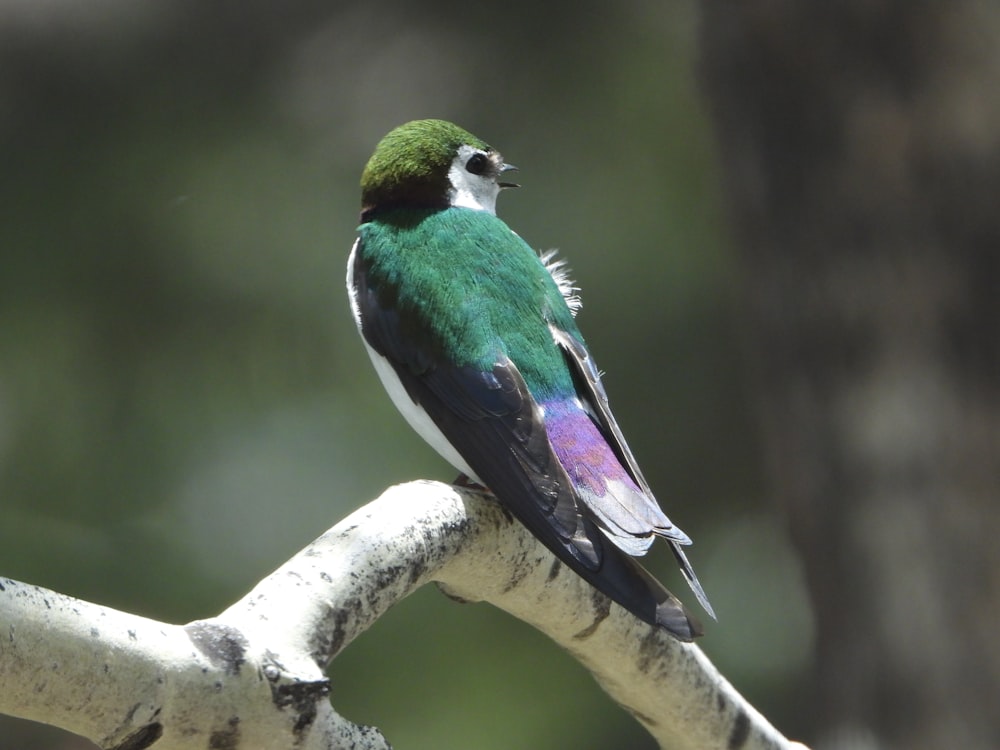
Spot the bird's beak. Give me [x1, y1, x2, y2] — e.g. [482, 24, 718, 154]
[499, 162, 520, 189]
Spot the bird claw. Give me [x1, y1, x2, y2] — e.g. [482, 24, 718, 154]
[454, 474, 490, 492]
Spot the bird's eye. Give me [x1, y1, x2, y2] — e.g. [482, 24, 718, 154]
[465, 153, 489, 175]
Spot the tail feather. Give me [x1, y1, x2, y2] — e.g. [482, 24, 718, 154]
[565, 517, 704, 641]
[669, 541, 717, 621]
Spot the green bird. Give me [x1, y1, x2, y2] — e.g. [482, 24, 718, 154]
[348, 119, 714, 640]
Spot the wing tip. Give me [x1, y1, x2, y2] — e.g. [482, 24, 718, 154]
[671, 542, 717, 621]
[655, 599, 704, 641]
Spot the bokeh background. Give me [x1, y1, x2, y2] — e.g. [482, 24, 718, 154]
[1, 2, 996, 749]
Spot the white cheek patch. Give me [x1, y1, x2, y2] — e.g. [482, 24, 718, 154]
[447, 145, 500, 214]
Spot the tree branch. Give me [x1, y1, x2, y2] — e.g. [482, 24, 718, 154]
[1, 481, 808, 750]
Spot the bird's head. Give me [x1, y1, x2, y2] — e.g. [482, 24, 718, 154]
[360, 119, 518, 220]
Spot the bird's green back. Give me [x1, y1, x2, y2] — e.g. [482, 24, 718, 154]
[358, 207, 581, 399]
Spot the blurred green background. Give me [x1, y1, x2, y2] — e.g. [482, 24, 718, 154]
[0, 1, 813, 748]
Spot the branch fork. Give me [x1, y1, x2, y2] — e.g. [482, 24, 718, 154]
[0, 481, 807, 750]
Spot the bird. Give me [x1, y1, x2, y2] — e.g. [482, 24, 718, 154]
[347, 119, 714, 640]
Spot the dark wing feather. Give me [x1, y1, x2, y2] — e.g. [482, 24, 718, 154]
[353, 248, 702, 638]
[549, 325, 716, 620]
[411, 356, 702, 638]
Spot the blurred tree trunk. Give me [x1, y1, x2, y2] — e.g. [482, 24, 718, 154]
[699, 3, 1000, 749]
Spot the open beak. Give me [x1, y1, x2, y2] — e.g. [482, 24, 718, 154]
[499, 162, 520, 189]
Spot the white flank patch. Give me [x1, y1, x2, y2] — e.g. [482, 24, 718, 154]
[346, 238, 363, 328]
[366, 347, 481, 482]
[347, 240, 479, 481]
[539, 249, 582, 316]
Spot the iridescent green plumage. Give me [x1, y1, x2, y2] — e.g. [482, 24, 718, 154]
[357, 207, 578, 399]
[348, 119, 713, 639]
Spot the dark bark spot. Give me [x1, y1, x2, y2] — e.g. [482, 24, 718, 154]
[108, 722, 162, 750]
[184, 621, 247, 676]
[208, 716, 240, 750]
[728, 709, 750, 749]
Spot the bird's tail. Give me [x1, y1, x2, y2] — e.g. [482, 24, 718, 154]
[669, 541, 717, 621]
[564, 519, 704, 640]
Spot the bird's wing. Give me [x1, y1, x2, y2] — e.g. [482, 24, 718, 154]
[549, 325, 716, 620]
[351, 243, 702, 638]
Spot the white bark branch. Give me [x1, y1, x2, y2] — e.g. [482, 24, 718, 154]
[0, 480, 809, 750]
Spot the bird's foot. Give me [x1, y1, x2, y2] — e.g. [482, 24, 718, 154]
[454, 474, 490, 493]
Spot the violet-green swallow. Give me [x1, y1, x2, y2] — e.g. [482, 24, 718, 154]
[347, 119, 714, 640]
